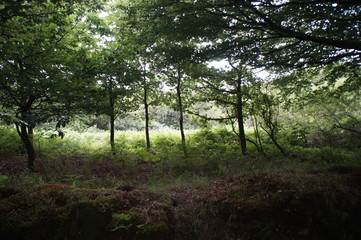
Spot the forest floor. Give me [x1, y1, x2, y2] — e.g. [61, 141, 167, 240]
[1, 154, 361, 239]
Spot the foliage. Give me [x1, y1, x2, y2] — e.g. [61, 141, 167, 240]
[0, 0, 360, 237]
[0, 0, 106, 170]
[131, 0, 360, 68]
[0, 125, 359, 190]
[0, 125, 23, 155]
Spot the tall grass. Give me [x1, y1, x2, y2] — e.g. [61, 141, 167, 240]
[36, 127, 110, 157]
[1, 124, 360, 189]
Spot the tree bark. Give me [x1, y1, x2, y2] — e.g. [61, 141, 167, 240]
[262, 125, 286, 156]
[27, 125, 34, 145]
[108, 82, 116, 154]
[110, 113, 115, 154]
[250, 105, 265, 154]
[143, 76, 151, 151]
[176, 66, 187, 155]
[16, 123, 35, 171]
[15, 95, 36, 171]
[260, 95, 287, 156]
[236, 73, 247, 155]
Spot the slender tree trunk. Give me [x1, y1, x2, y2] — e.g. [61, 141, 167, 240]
[236, 74, 247, 155]
[16, 94, 36, 171]
[250, 105, 265, 154]
[109, 83, 116, 154]
[27, 126, 34, 145]
[176, 66, 187, 155]
[110, 113, 115, 153]
[268, 128, 286, 155]
[261, 124, 286, 155]
[16, 123, 35, 171]
[261, 94, 287, 156]
[143, 77, 151, 151]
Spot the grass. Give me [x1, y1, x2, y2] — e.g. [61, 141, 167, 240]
[1, 126, 361, 239]
[0, 125, 360, 190]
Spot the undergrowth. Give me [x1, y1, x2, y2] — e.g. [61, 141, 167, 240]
[0, 125, 360, 189]
[1, 125, 361, 239]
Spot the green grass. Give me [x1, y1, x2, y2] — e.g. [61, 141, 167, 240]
[0, 125, 360, 189]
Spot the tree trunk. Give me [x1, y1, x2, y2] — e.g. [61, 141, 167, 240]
[250, 105, 265, 154]
[261, 124, 286, 156]
[268, 128, 286, 156]
[27, 126, 34, 145]
[261, 94, 287, 156]
[143, 78, 151, 151]
[16, 123, 35, 171]
[110, 113, 115, 154]
[236, 74, 247, 155]
[177, 66, 187, 155]
[109, 83, 116, 154]
[16, 94, 36, 171]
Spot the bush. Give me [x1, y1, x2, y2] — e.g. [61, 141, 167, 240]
[0, 125, 23, 155]
[36, 128, 109, 157]
[188, 127, 240, 153]
[293, 146, 357, 164]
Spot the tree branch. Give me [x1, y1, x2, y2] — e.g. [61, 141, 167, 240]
[187, 110, 236, 121]
[247, 4, 361, 51]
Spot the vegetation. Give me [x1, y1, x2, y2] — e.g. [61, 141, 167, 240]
[0, 0, 360, 239]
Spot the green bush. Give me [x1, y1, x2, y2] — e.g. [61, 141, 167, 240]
[36, 128, 109, 157]
[188, 127, 240, 154]
[0, 125, 23, 155]
[292, 146, 357, 164]
[151, 130, 183, 155]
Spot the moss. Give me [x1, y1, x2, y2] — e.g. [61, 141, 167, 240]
[208, 173, 361, 240]
[0, 186, 71, 235]
[110, 211, 145, 230]
[1, 173, 361, 240]
[62, 200, 112, 240]
[0, 185, 155, 240]
[107, 211, 146, 239]
[138, 222, 169, 239]
[109, 211, 170, 240]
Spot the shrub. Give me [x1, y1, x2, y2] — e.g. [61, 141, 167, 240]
[292, 146, 357, 164]
[0, 125, 23, 155]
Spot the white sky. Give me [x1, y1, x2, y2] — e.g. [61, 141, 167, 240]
[208, 60, 270, 80]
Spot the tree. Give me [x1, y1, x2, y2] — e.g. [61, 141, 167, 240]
[100, 3, 160, 152]
[152, 41, 198, 155]
[273, 62, 361, 149]
[128, 0, 360, 69]
[192, 63, 259, 154]
[202, 0, 360, 68]
[138, 59, 163, 151]
[129, 0, 360, 153]
[0, 0, 104, 170]
[252, 85, 287, 155]
[92, 47, 140, 153]
[115, 0, 169, 151]
[141, 61, 152, 151]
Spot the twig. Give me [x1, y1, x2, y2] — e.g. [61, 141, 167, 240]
[146, 201, 157, 213]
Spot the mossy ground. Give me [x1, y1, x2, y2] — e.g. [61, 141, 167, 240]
[0, 184, 172, 240]
[1, 127, 361, 239]
[1, 169, 361, 239]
